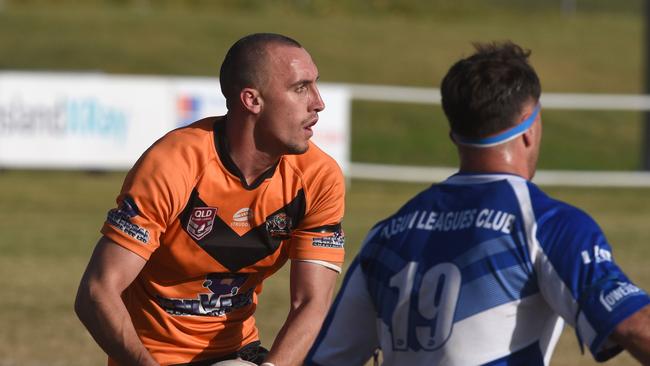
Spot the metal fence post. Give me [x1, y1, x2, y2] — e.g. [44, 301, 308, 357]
[641, 0, 650, 171]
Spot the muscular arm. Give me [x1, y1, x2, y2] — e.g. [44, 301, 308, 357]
[264, 261, 340, 366]
[611, 304, 650, 364]
[74, 236, 159, 366]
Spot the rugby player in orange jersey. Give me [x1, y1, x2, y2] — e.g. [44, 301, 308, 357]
[75, 33, 346, 366]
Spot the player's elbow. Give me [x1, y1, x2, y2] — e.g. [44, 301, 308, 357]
[289, 286, 336, 314]
[74, 277, 103, 322]
[290, 295, 333, 322]
[74, 279, 92, 321]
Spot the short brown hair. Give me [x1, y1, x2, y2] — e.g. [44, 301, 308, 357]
[441, 41, 541, 138]
[219, 33, 302, 109]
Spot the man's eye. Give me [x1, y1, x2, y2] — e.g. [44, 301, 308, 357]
[296, 85, 306, 93]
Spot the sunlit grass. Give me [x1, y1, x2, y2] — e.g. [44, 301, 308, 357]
[0, 171, 648, 365]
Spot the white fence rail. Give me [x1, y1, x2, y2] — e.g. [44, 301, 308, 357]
[1, 73, 648, 188]
[350, 163, 650, 188]
[346, 84, 650, 187]
[348, 83, 650, 111]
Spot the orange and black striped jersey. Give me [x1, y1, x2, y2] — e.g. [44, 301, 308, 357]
[101, 117, 345, 365]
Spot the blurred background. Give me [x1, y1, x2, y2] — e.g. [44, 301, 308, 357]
[1, 0, 649, 365]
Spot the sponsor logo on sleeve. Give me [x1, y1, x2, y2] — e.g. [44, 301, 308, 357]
[187, 207, 218, 241]
[581, 245, 612, 265]
[599, 281, 643, 312]
[106, 197, 150, 244]
[312, 231, 345, 249]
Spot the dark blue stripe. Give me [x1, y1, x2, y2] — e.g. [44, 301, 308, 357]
[455, 265, 539, 321]
[461, 249, 526, 284]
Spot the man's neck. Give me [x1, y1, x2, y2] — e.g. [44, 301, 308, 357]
[458, 146, 532, 180]
[224, 114, 281, 186]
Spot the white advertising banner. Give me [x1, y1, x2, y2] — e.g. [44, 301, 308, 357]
[0, 72, 173, 169]
[0, 72, 350, 174]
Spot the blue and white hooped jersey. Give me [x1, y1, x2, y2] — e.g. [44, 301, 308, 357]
[306, 173, 650, 366]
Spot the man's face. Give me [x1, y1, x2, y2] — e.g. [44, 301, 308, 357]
[255, 44, 325, 155]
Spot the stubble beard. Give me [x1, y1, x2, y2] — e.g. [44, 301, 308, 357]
[285, 141, 310, 155]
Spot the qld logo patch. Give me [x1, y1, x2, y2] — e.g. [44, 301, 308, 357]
[187, 207, 218, 241]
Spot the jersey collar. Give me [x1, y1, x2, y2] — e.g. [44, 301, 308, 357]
[443, 172, 528, 185]
[213, 118, 279, 190]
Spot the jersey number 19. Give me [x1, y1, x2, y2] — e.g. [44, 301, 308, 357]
[389, 262, 462, 351]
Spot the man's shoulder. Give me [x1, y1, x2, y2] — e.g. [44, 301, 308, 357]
[148, 117, 217, 154]
[160, 117, 218, 146]
[132, 117, 218, 177]
[529, 185, 599, 231]
[283, 141, 343, 180]
[531, 186, 592, 220]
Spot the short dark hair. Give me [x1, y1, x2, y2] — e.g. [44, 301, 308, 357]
[219, 33, 302, 109]
[440, 41, 541, 139]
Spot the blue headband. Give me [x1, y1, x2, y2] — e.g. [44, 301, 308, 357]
[454, 104, 541, 148]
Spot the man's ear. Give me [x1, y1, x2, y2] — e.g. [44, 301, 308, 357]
[522, 129, 533, 148]
[240, 88, 263, 114]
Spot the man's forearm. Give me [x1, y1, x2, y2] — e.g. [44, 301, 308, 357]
[75, 285, 159, 366]
[265, 299, 330, 366]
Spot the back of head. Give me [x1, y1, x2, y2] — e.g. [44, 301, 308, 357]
[440, 41, 541, 140]
[219, 33, 302, 109]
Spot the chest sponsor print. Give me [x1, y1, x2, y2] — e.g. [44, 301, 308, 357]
[231, 207, 253, 228]
[157, 273, 252, 317]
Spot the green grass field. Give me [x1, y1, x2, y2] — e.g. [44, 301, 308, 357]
[1, 1, 649, 365]
[1, 170, 649, 365]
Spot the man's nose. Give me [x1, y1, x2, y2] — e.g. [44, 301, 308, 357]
[311, 86, 325, 112]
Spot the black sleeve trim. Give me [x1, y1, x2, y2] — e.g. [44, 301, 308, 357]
[303, 223, 342, 233]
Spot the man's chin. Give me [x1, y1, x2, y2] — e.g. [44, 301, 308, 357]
[286, 142, 310, 155]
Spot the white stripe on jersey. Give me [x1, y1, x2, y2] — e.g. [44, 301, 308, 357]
[507, 178, 598, 349]
[309, 264, 379, 365]
[377, 295, 560, 366]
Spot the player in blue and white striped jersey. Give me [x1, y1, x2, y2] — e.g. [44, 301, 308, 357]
[306, 42, 650, 366]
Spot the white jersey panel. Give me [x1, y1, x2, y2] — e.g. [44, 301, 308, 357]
[307, 261, 379, 366]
